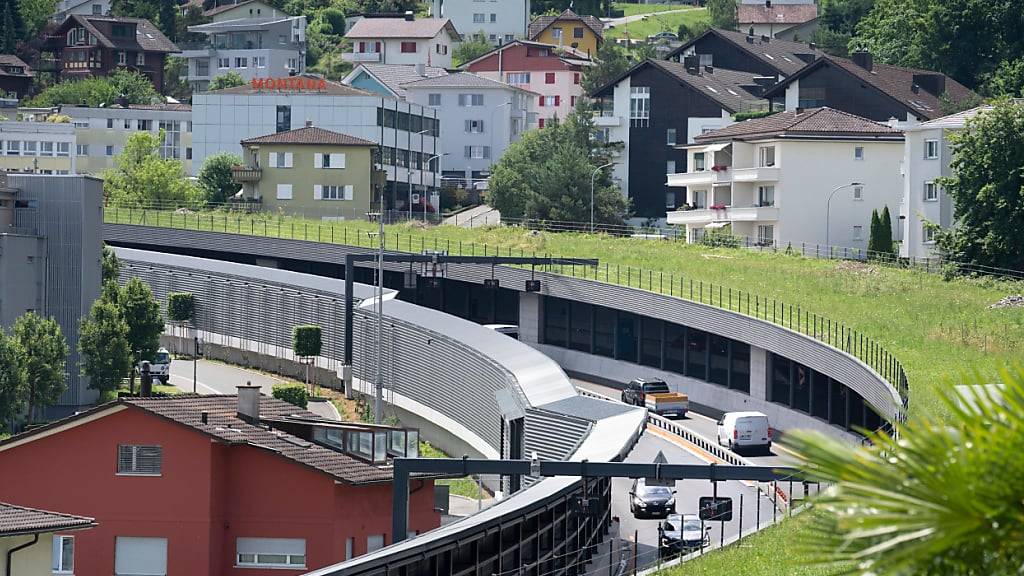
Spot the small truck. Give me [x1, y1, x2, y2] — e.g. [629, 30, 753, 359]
[621, 378, 689, 418]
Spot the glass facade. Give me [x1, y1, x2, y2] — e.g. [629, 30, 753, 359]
[767, 352, 882, 433]
[541, 296, 751, 395]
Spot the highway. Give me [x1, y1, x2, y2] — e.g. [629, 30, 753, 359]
[167, 358, 282, 395]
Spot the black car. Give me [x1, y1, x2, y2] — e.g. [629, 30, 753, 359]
[659, 514, 710, 556]
[628, 478, 676, 519]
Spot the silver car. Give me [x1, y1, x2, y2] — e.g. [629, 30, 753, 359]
[660, 514, 710, 555]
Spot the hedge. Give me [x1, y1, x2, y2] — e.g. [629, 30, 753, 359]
[272, 384, 309, 409]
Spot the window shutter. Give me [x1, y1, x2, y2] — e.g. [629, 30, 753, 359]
[465, 119, 471, 132]
[314, 153, 323, 168]
[335, 153, 345, 168]
[483, 146, 491, 159]
[284, 153, 293, 167]
[538, 95, 545, 107]
[269, 152, 277, 167]
[555, 95, 561, 107]
[314, 185, 322, 200]
[345, 185, 353, 200]
[464, 146, 472, 158]
[479, 120, 484, 131]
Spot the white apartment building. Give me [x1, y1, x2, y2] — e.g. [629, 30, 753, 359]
[0, 121, 76, 174]
[402, 71, 535, 187]
[344, 16, 461, 69]
[899, 106, 991, 260]
[62, 103, 194, 175]
[51, 0, 109, 22]
[192, 75, 440, 209]
[182, 14, 306, 92]
[667, 107, 904, 251]
[430, 0, 531, 45]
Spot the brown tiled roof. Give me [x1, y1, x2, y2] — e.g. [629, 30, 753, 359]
[738, 3, 818, 24]
[352, 63, 447, 99]
[695, 107, 903, 142]
[206, 74, 375, 96]
[668, 28, 822, 76]
[0, 54, 33, 77]
[0, 502, 96, 537]
[346, 17, 461, 41]
[460, 40, 592, 70]
[528, 9, 604, 41]
[401, 71, 536, 94]
[124, 396, 395, 484]
[203, 0, 255, 17]
[241, 126, 376, 146]
[63, 15, 180, 53]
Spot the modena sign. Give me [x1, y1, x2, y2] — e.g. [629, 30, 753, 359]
[251, 77, 329, 91]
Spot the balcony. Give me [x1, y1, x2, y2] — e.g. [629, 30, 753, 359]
[731, 166, 780, 183]
[593, 115, 621, 127]
[666, 168, 731, 188]
[666, 205, 779, 226]
[343, 52, 381, 63]
[231, 166, 262, 182]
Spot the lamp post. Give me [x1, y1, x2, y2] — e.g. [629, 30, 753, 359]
[591, 162, 615, 233]
[423, 152, 449, 220]
[410, 129, 432, 220]
[489, 101, 512, 173]
[193, 335, 204, 393]
[825, 182, 863, 255]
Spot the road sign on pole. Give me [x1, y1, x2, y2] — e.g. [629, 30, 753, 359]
[646, 451, 674, 487]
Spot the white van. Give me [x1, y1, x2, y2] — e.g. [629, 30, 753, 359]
[483, 324, 519, 340]
[717, 411, 772, 453]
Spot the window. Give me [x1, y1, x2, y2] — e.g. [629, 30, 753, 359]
[316, 184, 353, 200]
[666, 128, 676, 145]
[133, 51, 145, 66]
[276, 183, 293, 199]
[269, 152, 293, 168]
[23, 141, 36, 156]
[428, 93, 441, 106]
[138, 119, 151, 131]
[159, 121, 181, 159]
[629, 86, 650, 127]
[854, 146, 864, 160]
[923, 224, 936, 243]
[506, 72, 530, 84]
[401, 41, 417, 53]
[758, 146, 775, 167]
[287, 57, 298, 70]
[76, 144, 89, 156]
[757, 185, 774, 206]
[853, 225, 863, 241]
[105, 145, 114, 156]
[570, 95, 577, 107]
[924, 181, 938, 201]
[465, 145, 491, 159]
[853, 185, 863, 201]
[254, 56, 266, 68]
[465, 119, 484, 133]
[218, 57, 230, 68]
[5, 140, 19, 155]
[458, 94, 484, 106]
[538, 118, 545, 129]
[757, 224, 774, 246]
[40, 142, 54, 156]
[92, 3, 101, 13]
[117, 445, 162, 475]
[107, 118, 114, 128]
[666, 160, 676, 174]
[345, 538, 354, 560]
[473, 13, 485, 23]
[53, 535, 74, 574]
[368, 535, 385, 553]
[539, 95, 558, 107]
[505, 34, 514, 43]
[545, 72, 555, 84]
[490, 13, 496, 22]
[115, 537, 167, 576]
[575, 27, 586, 38]
[316, 153, 345, 169]
[574, 72, 580, 85]
[693, 152, 706, 172]
[551, 27, 563, 40]
[665, 191, 676, 209]
[236, 538, 306, 568]
[117, 51, 126, 65]
[924, 139, 939, 159]
[123, 119, 131, 129]
[276, 105, 291, 132]
[56, 142, 70, 157]
[235, 57, 248, 68]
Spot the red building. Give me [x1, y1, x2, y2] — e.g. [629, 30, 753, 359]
[47, 15, 180, 93]
[0, 388, 439, 576]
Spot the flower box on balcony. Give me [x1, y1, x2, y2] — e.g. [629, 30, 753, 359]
[710, 165, 728, 172]
[710, 204, 727, 210]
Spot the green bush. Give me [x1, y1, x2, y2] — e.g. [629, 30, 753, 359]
[167, 292, 195, 323]
[732, 109, 779, 122]
[272, 384, 309, 409]
[293, 325, 322, 358]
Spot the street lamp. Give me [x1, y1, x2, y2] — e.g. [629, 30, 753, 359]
[489, 101, 512, 173]
[825, 182, 863, 254]
[423, 152, 449, 221]
[410, 129, 432, 220]
[193, 336, 204, 393]
[591, 162, 615, 233]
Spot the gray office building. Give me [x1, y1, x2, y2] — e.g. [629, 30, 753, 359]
[0, 172, 103, 412]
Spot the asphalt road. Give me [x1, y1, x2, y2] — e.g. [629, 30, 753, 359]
[168, 358, 282, 396]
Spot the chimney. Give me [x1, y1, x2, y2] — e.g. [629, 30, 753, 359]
[404, 10, 414, 21]
[911, 84, 919, 94]
[912, 73, 945, 97]
[237, 382, 261, 423]
[683, 55, 700, 74]
[808, 42, 817, 51]
[415, 62, 426, 77]
[852, 49, 873, 72]
[760, 35, 770, 43]
[305, 119, 313, 127]
[704, 65, 714, 74]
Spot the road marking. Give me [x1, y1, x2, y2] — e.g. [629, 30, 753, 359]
[168, 373, 223, 395]
[647, 427, 757, 489]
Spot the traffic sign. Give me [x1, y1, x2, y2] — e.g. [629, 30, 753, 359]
[698, 496, 733, 522]
[645, 451, 674, 487]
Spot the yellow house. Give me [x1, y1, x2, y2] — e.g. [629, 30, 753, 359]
[0, 501, 96, 576]
[528, 9, 604, 58]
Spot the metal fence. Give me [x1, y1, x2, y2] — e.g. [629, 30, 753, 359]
[105, 205, 911, 419]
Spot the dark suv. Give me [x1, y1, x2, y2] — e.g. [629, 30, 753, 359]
[621, 378, 669, 406]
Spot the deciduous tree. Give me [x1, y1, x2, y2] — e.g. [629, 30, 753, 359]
[707, 0, 738, 30]
[102, 244, 121, 283]
[0, 328, 27, 426]
[198, 152, 242, 205]
[208, 71, 246, 91]
[103, 130, 198, 206]
[12, 313, 67, 424]
[581, 42, 631, 96]
[453, 32, 494, 67]
[26, 70, 158, 107]
[78, 300, 131, 396]
[118, 278, 165, 391]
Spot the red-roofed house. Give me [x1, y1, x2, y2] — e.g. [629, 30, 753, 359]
[344, 15, 461, 68]
[0, 390, 439, 576]
[738, 0, 818, 39]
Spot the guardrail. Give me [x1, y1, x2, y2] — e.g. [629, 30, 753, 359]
[103, 204, 910, 421]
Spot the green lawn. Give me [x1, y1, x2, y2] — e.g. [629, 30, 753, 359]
[605, 8, 708, 40]
[420, 441, 490, 500]
[613, 2, 693, 17]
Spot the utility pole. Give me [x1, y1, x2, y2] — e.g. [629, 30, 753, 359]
[374, 178, 385, 424]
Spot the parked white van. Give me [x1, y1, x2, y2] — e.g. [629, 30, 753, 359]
[716, 411, 772, 453]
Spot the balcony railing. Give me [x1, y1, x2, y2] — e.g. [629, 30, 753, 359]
[231, 166, 262, 182]
[666, 168, 732, 187]
[732, 166, 780, 182]
[343, 52, 381, 62]
[666, 205, 779, 225]
[593, 115, 621, 127]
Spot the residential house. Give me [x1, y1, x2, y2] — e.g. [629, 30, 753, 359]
[63, 102, 194, 174]
[430, 0, 531, 45]
[464, 40, 592, 127]
[666, 107, 904, 250]
[203, 0, 280, 22]
[342, 63, 448, 101]
[0, 501, 96, 576]
[667, 28, 821, 80]
[182, 13, 307, 92]
[763, 51, 979, 126]
[899, 106, 992, 260]
[773, 17, 820, 43]
[234, 122, 377, 216]
[738, 0, 818, 39]
[51, 0, 109, 22]
[0, 121, 76, 174]
[0, 174, 102, 414]
[47, 16, 180, 93]
[590, 58, 768, 220]
[0, 392, 440, 576]
[192, 74, 440, 211]
[344, 15, 461, 68]
[402, 71, 536, 189]
[0, 55, 33, 98]
[528, 9, 603, 58]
